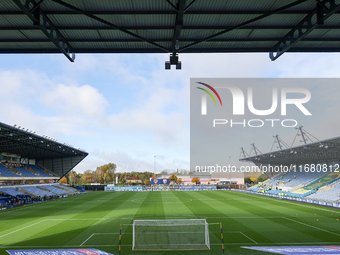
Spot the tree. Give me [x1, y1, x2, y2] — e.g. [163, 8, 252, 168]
[144, 179, 151, 185]
[159, 170, 168, 175]
[177, 178, 183, 185]
[152, 175, 157, 179]
[68, 170, 76, 185]
[250, 176, 257, 183]
[95, 163, 117, 184]
[192, 177, 200, 185]
[169, 174, 178, 183]
[82, 170, 94, 184]
[59, 176, 68, 184]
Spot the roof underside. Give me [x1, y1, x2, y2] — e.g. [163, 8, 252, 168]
[1, 0, 340, 60]
[240, 137, 340, 165]
[0, 122, 88, 177]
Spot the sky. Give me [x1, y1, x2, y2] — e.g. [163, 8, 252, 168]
[1, 52, 340, 173]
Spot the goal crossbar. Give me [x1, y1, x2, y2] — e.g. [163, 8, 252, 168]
[132, 219, 210, 251]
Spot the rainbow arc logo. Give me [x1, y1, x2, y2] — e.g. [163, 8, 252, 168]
[196, 82, 222, 115]
[196, 82, 222, 106]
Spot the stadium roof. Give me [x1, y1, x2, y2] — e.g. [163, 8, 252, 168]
[0, 122, 88, 177]
[240, 136, 340, 166]
[2, 0, 340, 67]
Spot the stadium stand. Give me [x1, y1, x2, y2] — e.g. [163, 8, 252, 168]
[14, 167, 37, 177]
[19, 186, 53, 197]
[306, 181, 340, 202]
[0, 184, 79, 198]
[58, 185, 78, 193]
[284, 171, 328, 188]
[0, 164, 21, 177]
[252, 168, 340, 200]
[29, 165, 53, 177]
[0, 187, 26, 197]
[44, 185, 69, 195]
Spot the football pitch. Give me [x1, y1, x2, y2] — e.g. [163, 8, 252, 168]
[1, 190, 340, 255]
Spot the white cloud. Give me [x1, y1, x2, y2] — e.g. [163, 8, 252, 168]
[2, 52, 340, 174]
[40, 83, 109, 117]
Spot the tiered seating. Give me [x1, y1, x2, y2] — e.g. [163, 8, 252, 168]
[14, 167, 37, 177]
[306, 182, 340, 202]
[0, 164, 20, 177]
[44, 185, 68, 195]
[285, 171, 327, 187]
[20, 186, 54, 197]
[261, 173, 284, 186]
[0, 187, 25, 197]
[29, 165, 52, 177]
[289, 171, 340, 197]
[278, 171, 304, 185]
[58, 185, 77, 193]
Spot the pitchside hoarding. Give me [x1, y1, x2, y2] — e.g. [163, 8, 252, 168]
[151, 179, 170, 185]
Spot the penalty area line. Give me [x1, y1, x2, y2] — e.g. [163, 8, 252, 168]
[239, 232, 258, 244]
[283, 217, 340, 237]
[80, 234, 94, 246]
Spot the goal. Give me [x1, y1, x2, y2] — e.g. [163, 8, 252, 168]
[132, 219, 210, 251]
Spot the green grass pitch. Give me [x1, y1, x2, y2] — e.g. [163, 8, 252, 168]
[1, 190, 340, 255]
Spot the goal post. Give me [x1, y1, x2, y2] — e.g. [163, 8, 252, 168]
[132, 219, 210, 251]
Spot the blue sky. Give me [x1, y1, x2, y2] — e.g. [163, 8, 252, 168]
[1, 52, 340, 173]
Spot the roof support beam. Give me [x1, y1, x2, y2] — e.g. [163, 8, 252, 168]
[51, 0, 169, 53]
[270, 0, 340, 60]
[177, 0, 309, 53]
[165, 0, 179, 13]
[0, 10, 338, 15]
[3, 25, 340, 31]
[172, 0, 186, 54]
[12, 0, 75, 62]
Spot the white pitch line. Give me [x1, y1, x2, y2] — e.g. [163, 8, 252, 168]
[3, 242, 340, 248]
[283, 217, 340, 237]
[0, 219, 46, 239]
[239, 231, 258, 244]
[48, 218, 113, 221]
[92, 233, 121, 235]
[207, 216, 283, 219]
[80, 233, 94, 246]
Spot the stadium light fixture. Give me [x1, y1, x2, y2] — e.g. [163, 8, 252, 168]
[325, 145, 329, 149]
[165, 54, 181, 70]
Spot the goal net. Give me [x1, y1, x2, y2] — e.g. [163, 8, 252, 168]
[132, 219, 210, 251]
